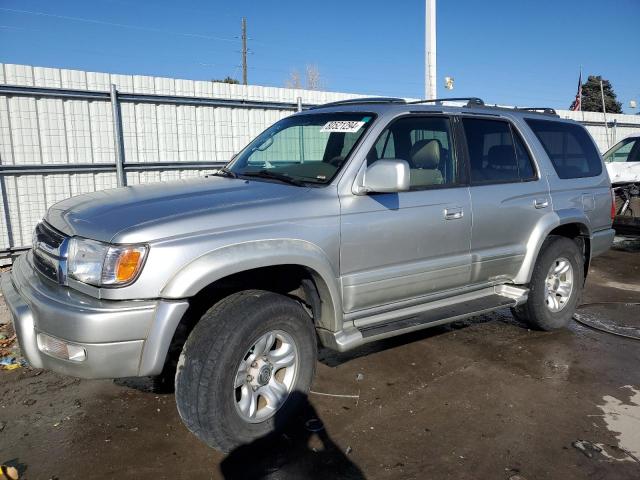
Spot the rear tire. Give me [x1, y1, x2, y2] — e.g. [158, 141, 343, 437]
[175, 290, 317, 452]
[511, 236, 584, 331]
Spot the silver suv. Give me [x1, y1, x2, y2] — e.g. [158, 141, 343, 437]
[1, 97, 615, 451]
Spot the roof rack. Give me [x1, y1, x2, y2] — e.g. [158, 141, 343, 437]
[407, 97, 485, 107]
[308, 97, 559, 116]
[309, 97, 406, 109]
[515, 107, 558, 115]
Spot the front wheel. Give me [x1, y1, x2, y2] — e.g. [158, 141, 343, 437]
[175, 290, 317, 452]
[511, 236, 584, 331]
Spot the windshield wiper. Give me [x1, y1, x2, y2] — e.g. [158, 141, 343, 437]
[240, 170, 306, 187]
[210, 166, 238, 179]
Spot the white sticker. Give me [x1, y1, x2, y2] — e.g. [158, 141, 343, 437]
[320, 120, 366, 133]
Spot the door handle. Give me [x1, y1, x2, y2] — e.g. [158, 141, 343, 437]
[534, 199, 549, 209]
[444, 208, 464, 220]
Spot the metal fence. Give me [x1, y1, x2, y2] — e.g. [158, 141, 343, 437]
[2, 63, 640, 260]
[0, 63, 366, 259]
[556, 109, 640, 152]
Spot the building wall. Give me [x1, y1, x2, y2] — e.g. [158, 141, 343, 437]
[0, 63, 364, 252]
[558, 109, 640, 152]
[1, 63, 640, 254]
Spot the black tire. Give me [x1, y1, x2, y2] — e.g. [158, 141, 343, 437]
[511, 236, 584, 331]
[175, 289, 317, 452]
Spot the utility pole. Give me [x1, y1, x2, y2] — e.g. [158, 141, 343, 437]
[241, 17, 248, 86]
[425, 0, 437, 100]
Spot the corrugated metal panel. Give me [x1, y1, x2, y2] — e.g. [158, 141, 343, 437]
[558, 109, 640, 152]
[0, 63, 364, 253]
[2, 62, 638, 256]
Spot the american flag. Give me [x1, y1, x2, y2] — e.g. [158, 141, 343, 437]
[570, 71, 582, 111]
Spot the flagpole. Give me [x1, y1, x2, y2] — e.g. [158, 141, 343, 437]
[579, 66, 584, 122]
[600, 79, 610, 148]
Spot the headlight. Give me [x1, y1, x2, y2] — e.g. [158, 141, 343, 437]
[67, 237, 147, 287]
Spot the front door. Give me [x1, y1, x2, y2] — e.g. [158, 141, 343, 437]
[339, 115, 472, 313]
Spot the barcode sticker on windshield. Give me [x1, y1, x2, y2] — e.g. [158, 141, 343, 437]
[320, 120, 366, 133]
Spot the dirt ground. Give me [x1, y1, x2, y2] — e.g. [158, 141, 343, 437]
[1, 237, 639, 480]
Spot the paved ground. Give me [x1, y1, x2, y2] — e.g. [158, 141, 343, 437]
[1, 236, 639, 480]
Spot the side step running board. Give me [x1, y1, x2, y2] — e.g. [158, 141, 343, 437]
[317, 285, 528, 352]
[359, 294, 514, 338]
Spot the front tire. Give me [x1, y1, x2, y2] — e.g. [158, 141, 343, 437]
[175, 290, 317, 452]
[511, 236, 584, 331]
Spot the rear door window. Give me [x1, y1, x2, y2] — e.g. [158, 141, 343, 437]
[514, 131, 536, 180]
[525, 119, 602, 179]
[461, 118, 536, 184]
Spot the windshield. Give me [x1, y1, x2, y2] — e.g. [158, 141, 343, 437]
[227, 112, 375, 185]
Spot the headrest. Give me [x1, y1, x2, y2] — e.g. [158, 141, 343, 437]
[487, 145, 516, 169]
[410, 139, 441, 169]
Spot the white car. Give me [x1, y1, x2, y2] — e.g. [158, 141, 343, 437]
[605, 135, 640, 229]
[604, 135, 640, 184]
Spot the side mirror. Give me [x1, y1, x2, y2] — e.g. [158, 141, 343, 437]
[360, 159, 410, 193]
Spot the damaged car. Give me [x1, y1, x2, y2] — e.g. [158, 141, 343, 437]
[605, 135, 640, 230]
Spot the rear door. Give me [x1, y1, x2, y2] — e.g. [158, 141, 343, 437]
[461, 116, 550, 285]
[339, 114, 472, 313]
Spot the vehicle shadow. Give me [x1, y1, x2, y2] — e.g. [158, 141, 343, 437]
[220, 391, 365, 480]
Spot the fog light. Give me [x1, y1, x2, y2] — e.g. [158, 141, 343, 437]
[37, 333, 86, 362]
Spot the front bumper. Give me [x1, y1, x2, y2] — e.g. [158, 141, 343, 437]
[1, 253, 188, 379]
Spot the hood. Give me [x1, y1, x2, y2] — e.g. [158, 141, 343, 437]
[46, 176, 309, 243]
[606, 162, 640, 184]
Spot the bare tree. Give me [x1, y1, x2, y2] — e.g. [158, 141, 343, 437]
[284, 65, 324, 90]
[284, 69, 302, 89]
[305, 64, 322, 90]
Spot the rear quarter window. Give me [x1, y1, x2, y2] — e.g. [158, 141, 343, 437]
[525, 119, 602, 179]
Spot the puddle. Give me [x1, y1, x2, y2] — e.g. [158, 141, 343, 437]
[600, 281, 640, 293]
[597, 385, 640, 462]
[574, 303, 640, 340]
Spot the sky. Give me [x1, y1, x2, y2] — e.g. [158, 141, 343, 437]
[0, 0, 638, 112]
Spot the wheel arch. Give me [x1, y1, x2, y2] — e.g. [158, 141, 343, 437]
[515, 209, 592, 284]
[161, 239, 343, 332]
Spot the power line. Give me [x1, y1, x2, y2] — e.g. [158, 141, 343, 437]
[0, 7, 240, 43]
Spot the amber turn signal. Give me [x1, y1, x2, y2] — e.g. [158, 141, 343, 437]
[101, 244, 148, 286]
[115, 249, 143, 282]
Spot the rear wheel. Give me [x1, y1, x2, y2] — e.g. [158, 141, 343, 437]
[511, 236, 584, 331]
[175, 290, 317, 452]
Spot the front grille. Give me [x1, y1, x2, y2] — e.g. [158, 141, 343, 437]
[33, 250, 58, 280]
[34, 222, 65, 251]
[32, 222, 68, 283]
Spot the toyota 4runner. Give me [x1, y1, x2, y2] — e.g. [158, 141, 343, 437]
[1, 97, 615, 452]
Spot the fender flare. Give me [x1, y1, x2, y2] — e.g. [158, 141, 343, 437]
[161, 239, 342, 331]
[514, 208, 591, 284]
